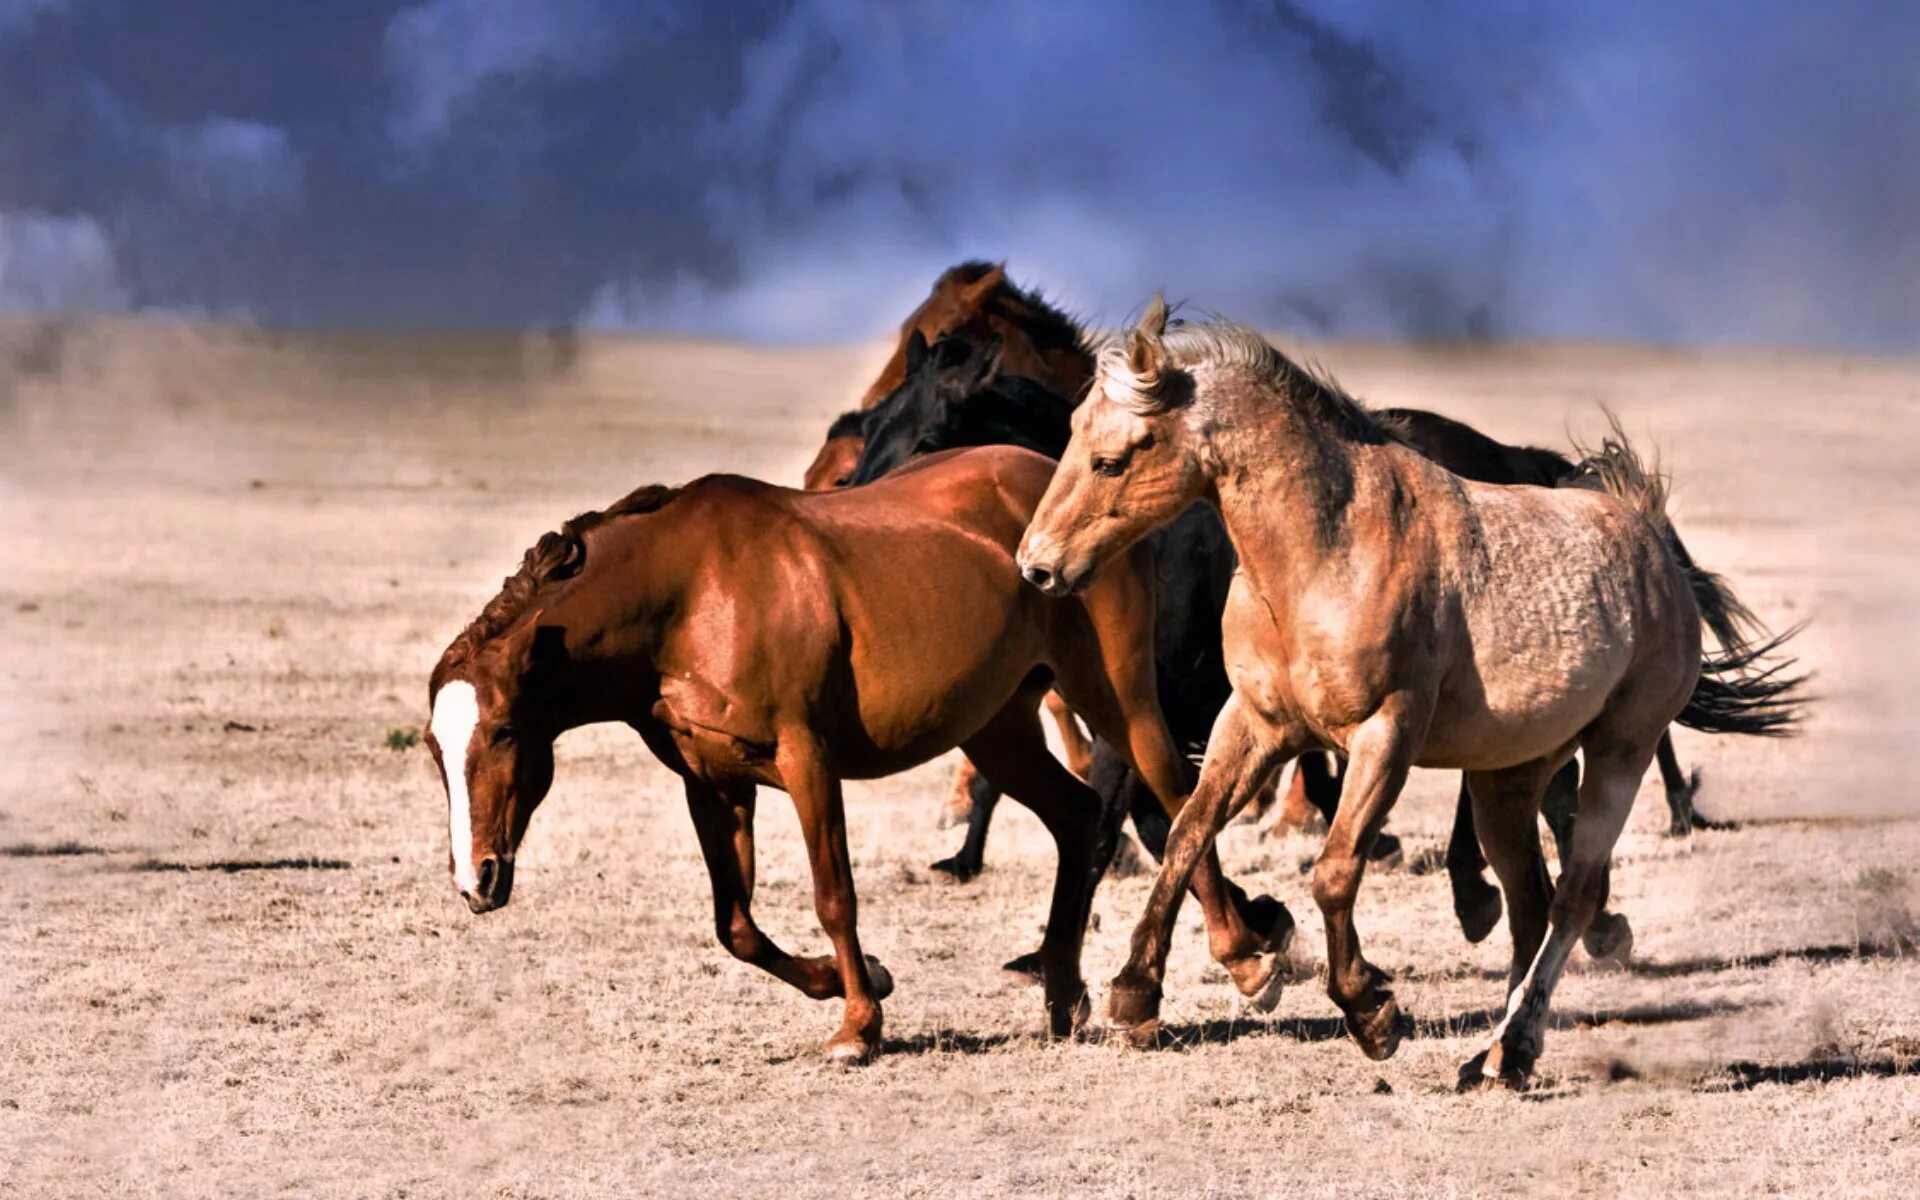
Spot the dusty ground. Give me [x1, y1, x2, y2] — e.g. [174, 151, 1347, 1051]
[2, 318, 1917, 1198]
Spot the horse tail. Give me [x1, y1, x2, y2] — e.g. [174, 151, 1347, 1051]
[1570, 413, 1811, 739]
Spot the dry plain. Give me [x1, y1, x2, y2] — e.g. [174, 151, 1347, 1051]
[2, 318, 1918, 1198]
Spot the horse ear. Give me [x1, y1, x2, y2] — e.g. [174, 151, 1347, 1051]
[904, 329, 929, 374]
[960, 263, 1006, 306]
[1128, 294, 1169, 379]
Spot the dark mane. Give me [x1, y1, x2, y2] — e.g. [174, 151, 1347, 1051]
[432, 483, 680, 689]
[825, 408, 868, 440]
[942, 259, 1088, 355]
[1275, 352, 1389, 446]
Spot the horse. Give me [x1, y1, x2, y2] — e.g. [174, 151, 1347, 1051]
[1016, 299, 1796, 1088]
[425, 446, 1292, 1066]
[801, 260, 1091, 490]
[805, 263, 1099, 884]
[1282, 405, 1805, 949]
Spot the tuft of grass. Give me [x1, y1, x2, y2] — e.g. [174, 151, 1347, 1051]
[384, 727, 420, 752]
[1856, 866, 1908, 897]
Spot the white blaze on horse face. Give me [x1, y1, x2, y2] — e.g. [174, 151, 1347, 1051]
[430, 681, 482, 895]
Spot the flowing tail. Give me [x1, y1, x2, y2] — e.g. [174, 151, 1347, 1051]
[1570, 415, 1811, 739]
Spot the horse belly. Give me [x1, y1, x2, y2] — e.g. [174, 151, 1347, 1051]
[835, 545, 1048, 774]
[1423, 505, 1639, 769]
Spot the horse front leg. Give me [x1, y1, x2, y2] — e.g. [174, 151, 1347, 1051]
[1312, 700, 1424, 1061]
[1106, 696, 1293, 1043]
[780, 740, 888, 1066]
[682, 779, 878, 1003]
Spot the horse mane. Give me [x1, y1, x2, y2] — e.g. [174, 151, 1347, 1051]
[938, 260, 1091, 357]
[825, 408, 868, 440]
[433, 482, 681, 687]
[1100, 314, 1385, 444]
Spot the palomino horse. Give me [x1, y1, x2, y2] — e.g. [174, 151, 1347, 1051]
[426, 447, 1290, 1065]
[1018, 299, 1789, 1087]
[1280, 406, 1805, 947]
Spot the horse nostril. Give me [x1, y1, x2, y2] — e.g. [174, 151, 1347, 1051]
[1023, 564, 1054, 590]
[476, 857, 497, 899]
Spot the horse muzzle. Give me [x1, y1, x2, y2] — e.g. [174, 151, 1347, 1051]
[1016, 542, 1090, 597]
[462, 855, 514, 914]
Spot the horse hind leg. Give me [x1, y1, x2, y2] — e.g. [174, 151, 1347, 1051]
[1446, 774, 1503, 943]
[1655, 730, 1721, 833]
[1465, 761, 1560, 997]
[1538, 759, 1633, 965]
[961, 700, 1101, 1037]
[1461, 738, 1654, 1091]
[930, 759, 999, 882]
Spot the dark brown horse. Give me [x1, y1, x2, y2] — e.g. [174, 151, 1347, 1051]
[426, 447, 1290, 1065]
[801, 260, 1091, 490]
[1018, 300, 1796, 1087]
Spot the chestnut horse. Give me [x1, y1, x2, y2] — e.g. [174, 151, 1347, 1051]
[805, 262, 1099, 879]
[426, 447, 1290, 1065]
[1018, 300, 1792, 1087]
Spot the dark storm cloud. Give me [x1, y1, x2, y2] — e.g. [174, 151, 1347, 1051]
[1, 0, 1914, 348]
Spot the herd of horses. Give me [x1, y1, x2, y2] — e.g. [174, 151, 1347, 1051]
[425, 262, 1805, 1088]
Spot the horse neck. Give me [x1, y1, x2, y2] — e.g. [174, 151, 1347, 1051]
[530, 514, 694, 725]
[1200, 394, 1377, 605]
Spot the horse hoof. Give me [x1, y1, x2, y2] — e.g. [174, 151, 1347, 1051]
[1243, 893, 1297, 956]
[1001, 950, 1046, 980]
[1455, 886, 1503, 945]
[1049, 988, 1092, 1039]
[1099, 1010, 1160, 1050]
[1455, 1050, 1502, 1092]
[1346, 995, 1408, 1062]
[1583, 913, 1634, 966]
[1224, 951, 1286, 1011]
[929, 854, 981, 883]
[863, 955, 896, 1000]
[1105, 975, 1162, 1032]
[1367, 833, 1404, 868]
[823, 1037, 877, 1068]
[1455, 1045, 1529, 1092]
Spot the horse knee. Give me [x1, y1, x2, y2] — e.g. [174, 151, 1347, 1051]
[813, 887, 855, 936]
[1311, 855, 1360, 914]
[719, 910, 764, 964]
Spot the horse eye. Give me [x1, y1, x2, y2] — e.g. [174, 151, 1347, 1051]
[490, 725, 516, 747]
[1092, 456, 1126, 477]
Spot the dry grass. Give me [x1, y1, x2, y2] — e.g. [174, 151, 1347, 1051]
[2, 319, 1917, 1198]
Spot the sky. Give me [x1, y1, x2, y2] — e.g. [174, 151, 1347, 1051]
[1, 0, 1915, 349]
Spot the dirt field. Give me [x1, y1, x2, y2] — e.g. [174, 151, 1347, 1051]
[3, 318, 1917, 1198]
